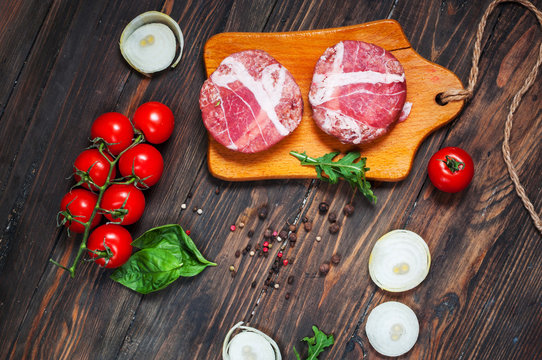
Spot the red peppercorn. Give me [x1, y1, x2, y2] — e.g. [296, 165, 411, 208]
[272, 231, 278, 237]
[186, 230, 191, 235]
[283, 259, 288, 266]
[277, 252, 283, 258]
[263, 241, 269, 247]
[230, 225, 236, 232]
[263, 247, 268, 253]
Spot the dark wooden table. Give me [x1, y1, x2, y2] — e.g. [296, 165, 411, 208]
[1, 0, 541, 359]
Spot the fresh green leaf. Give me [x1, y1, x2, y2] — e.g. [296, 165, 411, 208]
[111, 224, 216, 294]
[293, 325, 334, 360]
[290, 150, 376, 203]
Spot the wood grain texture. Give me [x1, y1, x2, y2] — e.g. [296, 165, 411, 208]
[204, 20, 465, 181]
[0, 0, 540, 359]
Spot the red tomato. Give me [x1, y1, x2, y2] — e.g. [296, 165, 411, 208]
[73, 149, 115, 191]
[133, 102, 174, 144]
[87, 224, 132, 268]
[118, 144, 164, 187]
[428, 147, 474, 193]
[91, 112, 134, 155]
[59, 189, 101, 233]
[101, 184, 145, 225]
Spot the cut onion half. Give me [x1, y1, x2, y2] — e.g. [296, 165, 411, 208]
[222, 322, 282, 360]
[368, 229, 430, 292]
[120, 11, 184, 76]
[366, 301, 419, 357]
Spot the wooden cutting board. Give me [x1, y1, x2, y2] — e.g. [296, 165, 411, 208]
[203, 19, 465, 182]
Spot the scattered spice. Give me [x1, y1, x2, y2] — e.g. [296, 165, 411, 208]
[258, 250, 263, 257]
[316, 236, 322, 242]
[319, 201, 330, 214]
[268, 244, 273, 249]
[343, 204, 355, 216]
[263, 247, 268, 253]
[269, 281, 275, 287]
[331, 254, 342, 264]
[274, 283, 280, 289]
[287, 275, 295, 284]
[264, 228, 272, 238]
[238, 222, 245, 229]
[248, 230, 254, 238]
[245, 244, 251, 251]
[272, 230, 278, 237]
[263, 241, 269, 247]
[249, 250, 255, 257]
[229, 265, 235, 272]
[285, 293, 290, 300]
[251, 281, 257, 288]
[302, 216, 308, 223]
[235, 250, 240, 258]
[328, 212, 337, 223]
[215, 187, 220, 195]
[279, 230, 288, 239]
[304, 220, 313, 232]
[230, 224, 236, 232]
[283, 259, 289, 266]
[192, 207, 197, 212]
[242, 249, 248, 256]
[185, 230, 191, 236]
[187, 192, 192, 198]
[181, 203, 187, 210]
[231, 270, 237, 278]
[197, 208, 203, 215]
[258, 206, 268, 220]
[329, 223, 340, 234]
[277, 252, 283, 258]
[288, 224, 297, 232]
[319, 262, 330, 275]
[288, 233, 297, 242]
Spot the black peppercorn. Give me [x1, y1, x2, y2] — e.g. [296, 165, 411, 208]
[319, 262, 330, 275]
[285, 293, 290, 300]
[319, 201, 330, 213]
[329, 223, 340, 234]
[248, 230, 254, 238]
[287, 275, 295, 284]
[328, 212, 337, 223]
[343, 204, 355, 216]
[245, 244, 252, 251]
[331, 253, 341, 264]
[258, 206, 268, 220]
[235, 250, 240, 258]
[304, 220, 313, 232]
[251, 281, 257, 288]
[215, 188, 220, 195]
[264, 228, 272, 238]
[288, 233, 297, 242]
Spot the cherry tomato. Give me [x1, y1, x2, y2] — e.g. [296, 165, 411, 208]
[428, 147, 474, 193]
[91, 112, 134, 155]
[118, 144, 164, 187]
[87, 224, 132, 268]
[59, 189, 101, 233]
[101, 184, 145, 225]
[133, 102, 174, 144]
[73, 149, 115, 191]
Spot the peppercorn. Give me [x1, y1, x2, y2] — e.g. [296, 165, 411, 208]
[304, 220, 313, 232]
[343, 204, 355, 216]
[302, 216, 308, 223]
[277, 252, 283, 258]
[269, 281, 275, 287]
[245, 244, 252, 251]
[329, 223, 340, 234]
[187, 192, 192, 198]
[273, 231, 278, 237]
[316, 236, 322, 242]
[230, 224, 236, 232]
[287, 275, 295, 284]
[279, 230, 288, 239]
[235, 250, 241, 258]
[242, 249, 247, 256]
[238, 222, 245, 229]
[319, 262, 330, 275]
[215, 187, 220, 194]
[263, 247, 268, 253]
[290, 241, 296, 248]
[328, 212, 337, 223]
[264, 228, 272, 238]
[319, 201, 330, 214]
[288, 233, 297, 242]
[251, 281, 257, 288]
[283, 259, 289, 266]
[331, 253, 342, 264]
[285, 293, 290, 300]
[192, 207, 198, 212]
[231, 270, 237, 278]
[274, 283, 280, 289]
[248, 230, 254, 238]
[288, 224, 297, 232]
[263, 241, 269, 247]
[258, 206, 268, 220]
[249, 251, 255, 257]
[229, 265, 235, 272]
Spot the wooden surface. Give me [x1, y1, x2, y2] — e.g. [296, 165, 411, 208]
[0, 0, 541, 359]
[205, 20, 465, 182]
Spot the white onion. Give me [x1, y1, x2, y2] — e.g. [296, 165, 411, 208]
[368, 229, 430, 292]
[120, 11, 184, 76]
[365, 301, 419, 357]
[223, 322, 281, 360]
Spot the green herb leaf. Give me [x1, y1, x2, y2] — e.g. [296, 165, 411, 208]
[290, 150, 376, 203]
[111, 224, 216, 294]
[293, 325, 334, 360]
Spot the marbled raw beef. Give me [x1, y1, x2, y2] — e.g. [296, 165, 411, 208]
[309, 40, 407, 144]
[200, 50, 303, 153]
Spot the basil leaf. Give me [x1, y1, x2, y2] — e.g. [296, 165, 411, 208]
[110, 248, 184, 294]
[111, 224, 216, 294]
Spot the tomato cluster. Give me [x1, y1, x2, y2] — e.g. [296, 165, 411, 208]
[57, 102, 174, 271]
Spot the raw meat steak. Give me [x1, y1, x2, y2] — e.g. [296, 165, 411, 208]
[200, 50, 303, 153]
[309, 40, 407, 144]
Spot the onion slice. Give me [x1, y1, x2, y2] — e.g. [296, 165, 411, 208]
[223, 322, 282, 360]
[120, 11, 184, 76]
[368, 229, 430, 292]
[365, 301, 419, 357]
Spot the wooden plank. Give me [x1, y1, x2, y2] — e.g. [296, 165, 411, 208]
[249, 0, 542, 359]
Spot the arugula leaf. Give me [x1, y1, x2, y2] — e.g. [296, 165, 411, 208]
[290, 150, 376, 203]
[293, 325, 334, 359]
[111, 224, 216, 294]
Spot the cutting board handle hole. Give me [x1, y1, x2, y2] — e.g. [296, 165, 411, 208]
[435, 93, 447, 106]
